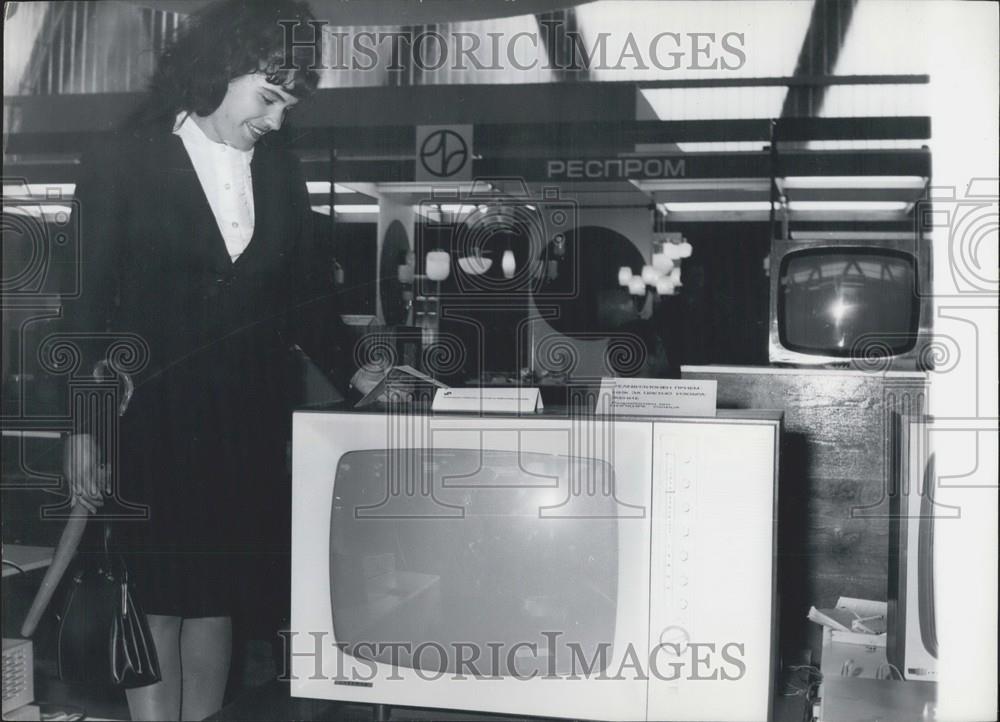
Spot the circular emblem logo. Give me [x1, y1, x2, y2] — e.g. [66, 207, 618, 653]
[419, 129, 469, 178]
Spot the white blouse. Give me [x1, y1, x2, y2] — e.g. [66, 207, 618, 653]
[173, 113, 255, 262]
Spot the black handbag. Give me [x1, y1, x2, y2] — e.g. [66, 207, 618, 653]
[56, 523, 161, 688]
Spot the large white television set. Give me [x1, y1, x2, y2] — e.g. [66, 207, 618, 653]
[290, 408, 781, 721]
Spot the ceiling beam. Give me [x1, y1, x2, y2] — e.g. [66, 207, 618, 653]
[782, 0, 860, 117]
[3, 147, 931, 185]
[535, 7, 591, 83]
[4, 116, 931, 158]
[4, 76, 930, 140]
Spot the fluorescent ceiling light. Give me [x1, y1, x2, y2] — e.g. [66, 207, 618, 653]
[633, 178, 769, 192]
[2, 183, 75, 197]
[377, 182, 492, 195]
[802, 140, 929, 151]
[787, 201, 910, 212]
[660, 201, 772, 213]
[790, 231, 918, 241]
[3, 204, 74, 217]
[632, 143, 681, 153]
[675, 142, 769, 153]
[658, 200, 911, 214]
[415, 203, 487, 216]
[306, 182, 356, 194]
[782, 176, 927, 190]
[311, 205, 380, 215]
[335, 204, 380, 213]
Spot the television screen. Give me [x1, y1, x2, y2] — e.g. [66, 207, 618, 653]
[778, 248, 919, 357]
[329, 449, 618, 677]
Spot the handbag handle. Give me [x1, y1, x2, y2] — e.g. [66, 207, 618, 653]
[93, 361, 134, 417]
[101, 520, 129, 587]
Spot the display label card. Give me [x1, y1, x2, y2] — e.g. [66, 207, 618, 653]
[432, 387, 544, 414]
[597, 378, 717, 417]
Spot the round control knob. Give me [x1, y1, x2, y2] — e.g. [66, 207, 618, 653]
[679, 599, 688, 610]
[680, 550, 689, 561]
[658, 625, 690, 653]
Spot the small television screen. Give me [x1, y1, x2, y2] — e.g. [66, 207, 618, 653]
[778, 248, 920, 357]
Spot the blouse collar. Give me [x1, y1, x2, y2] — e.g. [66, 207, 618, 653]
[172, 112, 254, 161]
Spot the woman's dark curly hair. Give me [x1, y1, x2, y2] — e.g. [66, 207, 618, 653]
[147, 0, 320, 119]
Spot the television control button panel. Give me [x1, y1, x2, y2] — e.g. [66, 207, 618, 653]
[644, 420, 778, 721]
[651, 430, 697, 684]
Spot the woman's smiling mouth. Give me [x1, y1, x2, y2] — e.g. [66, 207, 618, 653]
[246, 122, 267, 140]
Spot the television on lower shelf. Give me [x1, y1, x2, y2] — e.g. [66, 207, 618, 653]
[290, 409, 780, 721]
[888, 415, 938, 682]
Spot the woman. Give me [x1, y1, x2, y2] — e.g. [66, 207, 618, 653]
[63, 2, 350, 718]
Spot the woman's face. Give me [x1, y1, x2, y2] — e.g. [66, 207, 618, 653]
[200, 72, 299, 150]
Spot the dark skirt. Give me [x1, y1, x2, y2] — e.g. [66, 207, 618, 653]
[111, 356, 292, 619]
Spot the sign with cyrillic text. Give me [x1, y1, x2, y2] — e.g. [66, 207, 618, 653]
[597, 377, 716, 417]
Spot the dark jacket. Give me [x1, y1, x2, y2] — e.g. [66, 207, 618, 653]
[65, 123, 350, 554]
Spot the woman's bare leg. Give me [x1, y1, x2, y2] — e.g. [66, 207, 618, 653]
[179, 616, 232, 721]
[126, 614, 182, 721]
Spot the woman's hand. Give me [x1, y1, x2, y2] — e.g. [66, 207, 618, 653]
[350, 364, 386, 396]
[63, 433, 107, 513]
[349, 364, 414, 403]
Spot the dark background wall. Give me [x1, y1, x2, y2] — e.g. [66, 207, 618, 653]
[661, 221, 772, 368]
